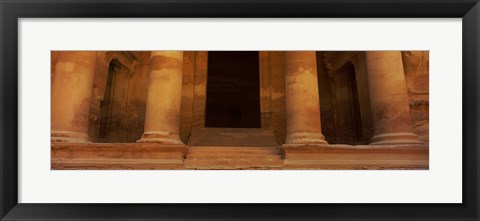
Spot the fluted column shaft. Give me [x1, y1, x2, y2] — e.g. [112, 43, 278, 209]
[365, 51, 422, 145]
[138, 51, 184, 144]
[51, 51, 97, 143]
[284, 51, 327, 144]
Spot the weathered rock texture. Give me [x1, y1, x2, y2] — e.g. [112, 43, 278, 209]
[321, 52, 374, 145]
[402, 51, 429, 144]
[321, 51, 427, 145]
[51, 51, 429, 170]
[284, 51, 327, 144]
[365, 51, 422, 145]
[138, 51, 184, 144]
[86, 51, 147, 143]
[188, 128, 278, 147]
[51, 51, 97, 143]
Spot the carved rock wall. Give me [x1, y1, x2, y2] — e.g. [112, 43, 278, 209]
[65, 50, 428, 145]
[179, 51, 196, 143]
[402, 51, 429, 143]
[87, 51, 149, 143]
[316, 52, 337, 143]
[264, 51, 287, 144]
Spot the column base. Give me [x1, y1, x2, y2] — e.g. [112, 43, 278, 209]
[51, 130, 92, 143]
[137, 131, 184, 144]
[370, 132, 424, 145]
[285, 132, 328, 144]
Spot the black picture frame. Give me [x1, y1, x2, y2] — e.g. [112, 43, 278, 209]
[1, 0, 479, 220]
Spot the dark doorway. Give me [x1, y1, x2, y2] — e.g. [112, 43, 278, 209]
[331, 62, 363, 144]
[98, 61, 116, 140]
[97, 60, 132, 143]
[205, 51, 261, 128]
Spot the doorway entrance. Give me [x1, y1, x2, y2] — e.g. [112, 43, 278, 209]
[204, 51, 261, 128]
[331, 62, 363, 144]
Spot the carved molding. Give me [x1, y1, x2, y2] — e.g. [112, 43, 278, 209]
[105, 51, 140, 76]
[323, 51, 358, 78]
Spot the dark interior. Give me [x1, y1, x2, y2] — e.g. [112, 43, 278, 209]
[205, 51, 261, 128]
[98, 61, 115, 139]
[332, 62, 363, 144]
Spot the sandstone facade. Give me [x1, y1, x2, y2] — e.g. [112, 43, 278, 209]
[51, 51, 429, 170]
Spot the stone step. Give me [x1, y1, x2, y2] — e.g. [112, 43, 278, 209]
[188, 128, 279, 147]
[187, 146, 280, 155]
[187, 153, 281, 160]
[184, 159, 284, 170]
[184, 146, 283, 169]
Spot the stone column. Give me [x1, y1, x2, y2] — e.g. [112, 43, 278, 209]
[137, 51, 184, 144]
[284, 51, 327, 144]
[365, 51, 423, 145]
[51, 51, 97, 143]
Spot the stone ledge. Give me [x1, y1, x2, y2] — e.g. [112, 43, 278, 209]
[281, 144, 428, 170]
[52, 143, 187, 170]
[184, 146, 283, 170]
[51, 143, 428, 170]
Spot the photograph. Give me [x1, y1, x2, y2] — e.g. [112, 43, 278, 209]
[2, 0, 478, 219]
[51, 50, 429, 170]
